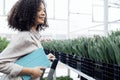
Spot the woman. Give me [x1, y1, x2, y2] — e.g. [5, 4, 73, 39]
[0, 0, 54, 80]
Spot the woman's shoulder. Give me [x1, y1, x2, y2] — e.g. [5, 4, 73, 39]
[12, 31, 31, 42]
[16, 31, 30, 38]
[18, 31, 30, 37]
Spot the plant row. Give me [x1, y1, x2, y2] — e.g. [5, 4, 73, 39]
[42, 31, 120, 65]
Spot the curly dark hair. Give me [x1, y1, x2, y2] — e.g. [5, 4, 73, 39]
[7, 0, 48, 31]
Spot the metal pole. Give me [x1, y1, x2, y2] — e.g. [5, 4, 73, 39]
[104, 0, 108, 36]
[53, 70, 56, 80]
[68, 69, 70, 77]
[53, 0, 55, 19]
[3, 0, 6, 15]
[67, 0, 70, 39]
[67, 0, 70, 76]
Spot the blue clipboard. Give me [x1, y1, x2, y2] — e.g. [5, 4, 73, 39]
[15, 48, 50, 80]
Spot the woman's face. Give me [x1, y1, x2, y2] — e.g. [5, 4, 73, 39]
[35, 3, 46, 25]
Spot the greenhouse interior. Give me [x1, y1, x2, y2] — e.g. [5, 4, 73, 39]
[0, 0, 120, 80]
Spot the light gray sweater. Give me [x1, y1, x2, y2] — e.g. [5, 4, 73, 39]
[0, 31, 43, 80]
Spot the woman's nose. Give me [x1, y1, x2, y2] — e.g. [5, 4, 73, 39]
[41, 11, 45, 16]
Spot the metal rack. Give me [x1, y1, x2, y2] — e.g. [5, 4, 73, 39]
[59, 61, 96, 80]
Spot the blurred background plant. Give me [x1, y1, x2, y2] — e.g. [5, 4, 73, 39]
[0, 37, 9, 52]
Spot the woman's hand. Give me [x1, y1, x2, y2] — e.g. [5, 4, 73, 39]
[30, 67, 44, 79]
[20, 67, 45, 79]
[47, 53, 55, 60]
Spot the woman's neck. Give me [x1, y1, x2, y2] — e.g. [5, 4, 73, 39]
[31, 26, 37, 32]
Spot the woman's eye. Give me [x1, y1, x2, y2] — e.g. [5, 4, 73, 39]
[38, 9, 45, 12]
[38, 9, 41, 11]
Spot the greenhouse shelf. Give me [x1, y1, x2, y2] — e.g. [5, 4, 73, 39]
[59, 61, 96, 80]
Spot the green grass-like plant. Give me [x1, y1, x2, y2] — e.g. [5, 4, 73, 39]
[42, 31, 120, 65]
[0, 37, 9, 52]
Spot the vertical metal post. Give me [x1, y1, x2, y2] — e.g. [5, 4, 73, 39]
[53, 0, 55, 19]
[104, 0, 108, 36]
[68, 69, 70, 77]
[53, 70, 56, 80]
[67, 0, 70, 39]
[3, 0, 6, 15]
[67, 0, 71, 76]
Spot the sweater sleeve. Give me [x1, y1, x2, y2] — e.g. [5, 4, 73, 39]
[0, 32, 38, 77]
